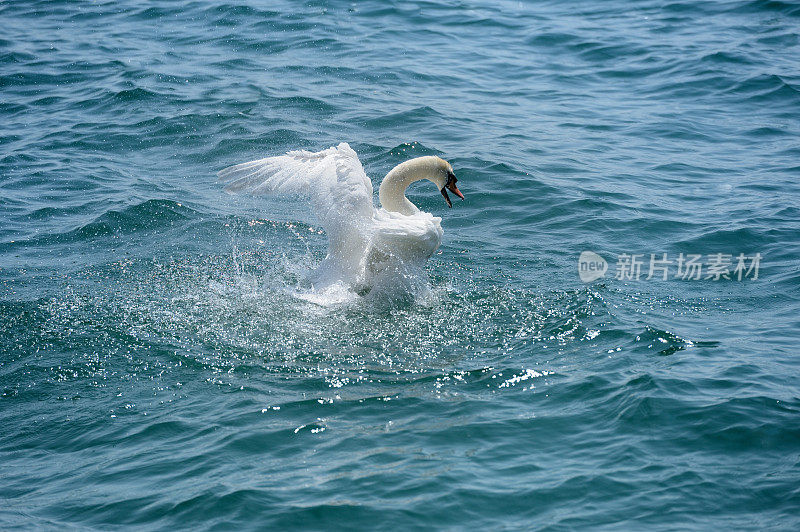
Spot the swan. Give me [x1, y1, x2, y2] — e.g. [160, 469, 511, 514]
[218, 142, 464, 296]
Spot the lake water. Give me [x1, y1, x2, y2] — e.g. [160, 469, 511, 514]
[2, 0, 799, 529]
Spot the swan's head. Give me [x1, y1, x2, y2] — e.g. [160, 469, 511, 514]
[380, 155, 465, 214]
[419, 156, 464, 208]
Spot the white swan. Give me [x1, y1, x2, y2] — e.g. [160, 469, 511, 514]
[218, 142, 464, 296]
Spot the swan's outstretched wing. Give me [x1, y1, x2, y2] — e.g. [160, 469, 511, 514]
[219, 142, 375, 281]
[218, 142, 374, 222]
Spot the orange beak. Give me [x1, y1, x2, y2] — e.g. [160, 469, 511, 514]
[447, 181, 465, 200]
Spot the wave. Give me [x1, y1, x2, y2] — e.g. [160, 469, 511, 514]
[725, 74, 800, 104]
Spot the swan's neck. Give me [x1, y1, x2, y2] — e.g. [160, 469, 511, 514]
[378, 164, 424, 215]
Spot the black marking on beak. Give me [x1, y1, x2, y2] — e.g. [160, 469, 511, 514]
[441, 187, 452, 208]
[445, 171, 464, 203]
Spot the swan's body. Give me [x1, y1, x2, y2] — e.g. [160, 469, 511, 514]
[218, 143, 463, 296]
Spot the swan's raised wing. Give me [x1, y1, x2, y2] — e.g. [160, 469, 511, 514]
[218, 142, 374, 222]
[219, 142, 375, 281]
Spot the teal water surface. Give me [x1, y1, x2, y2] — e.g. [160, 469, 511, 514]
[2, 0, 800, 529]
